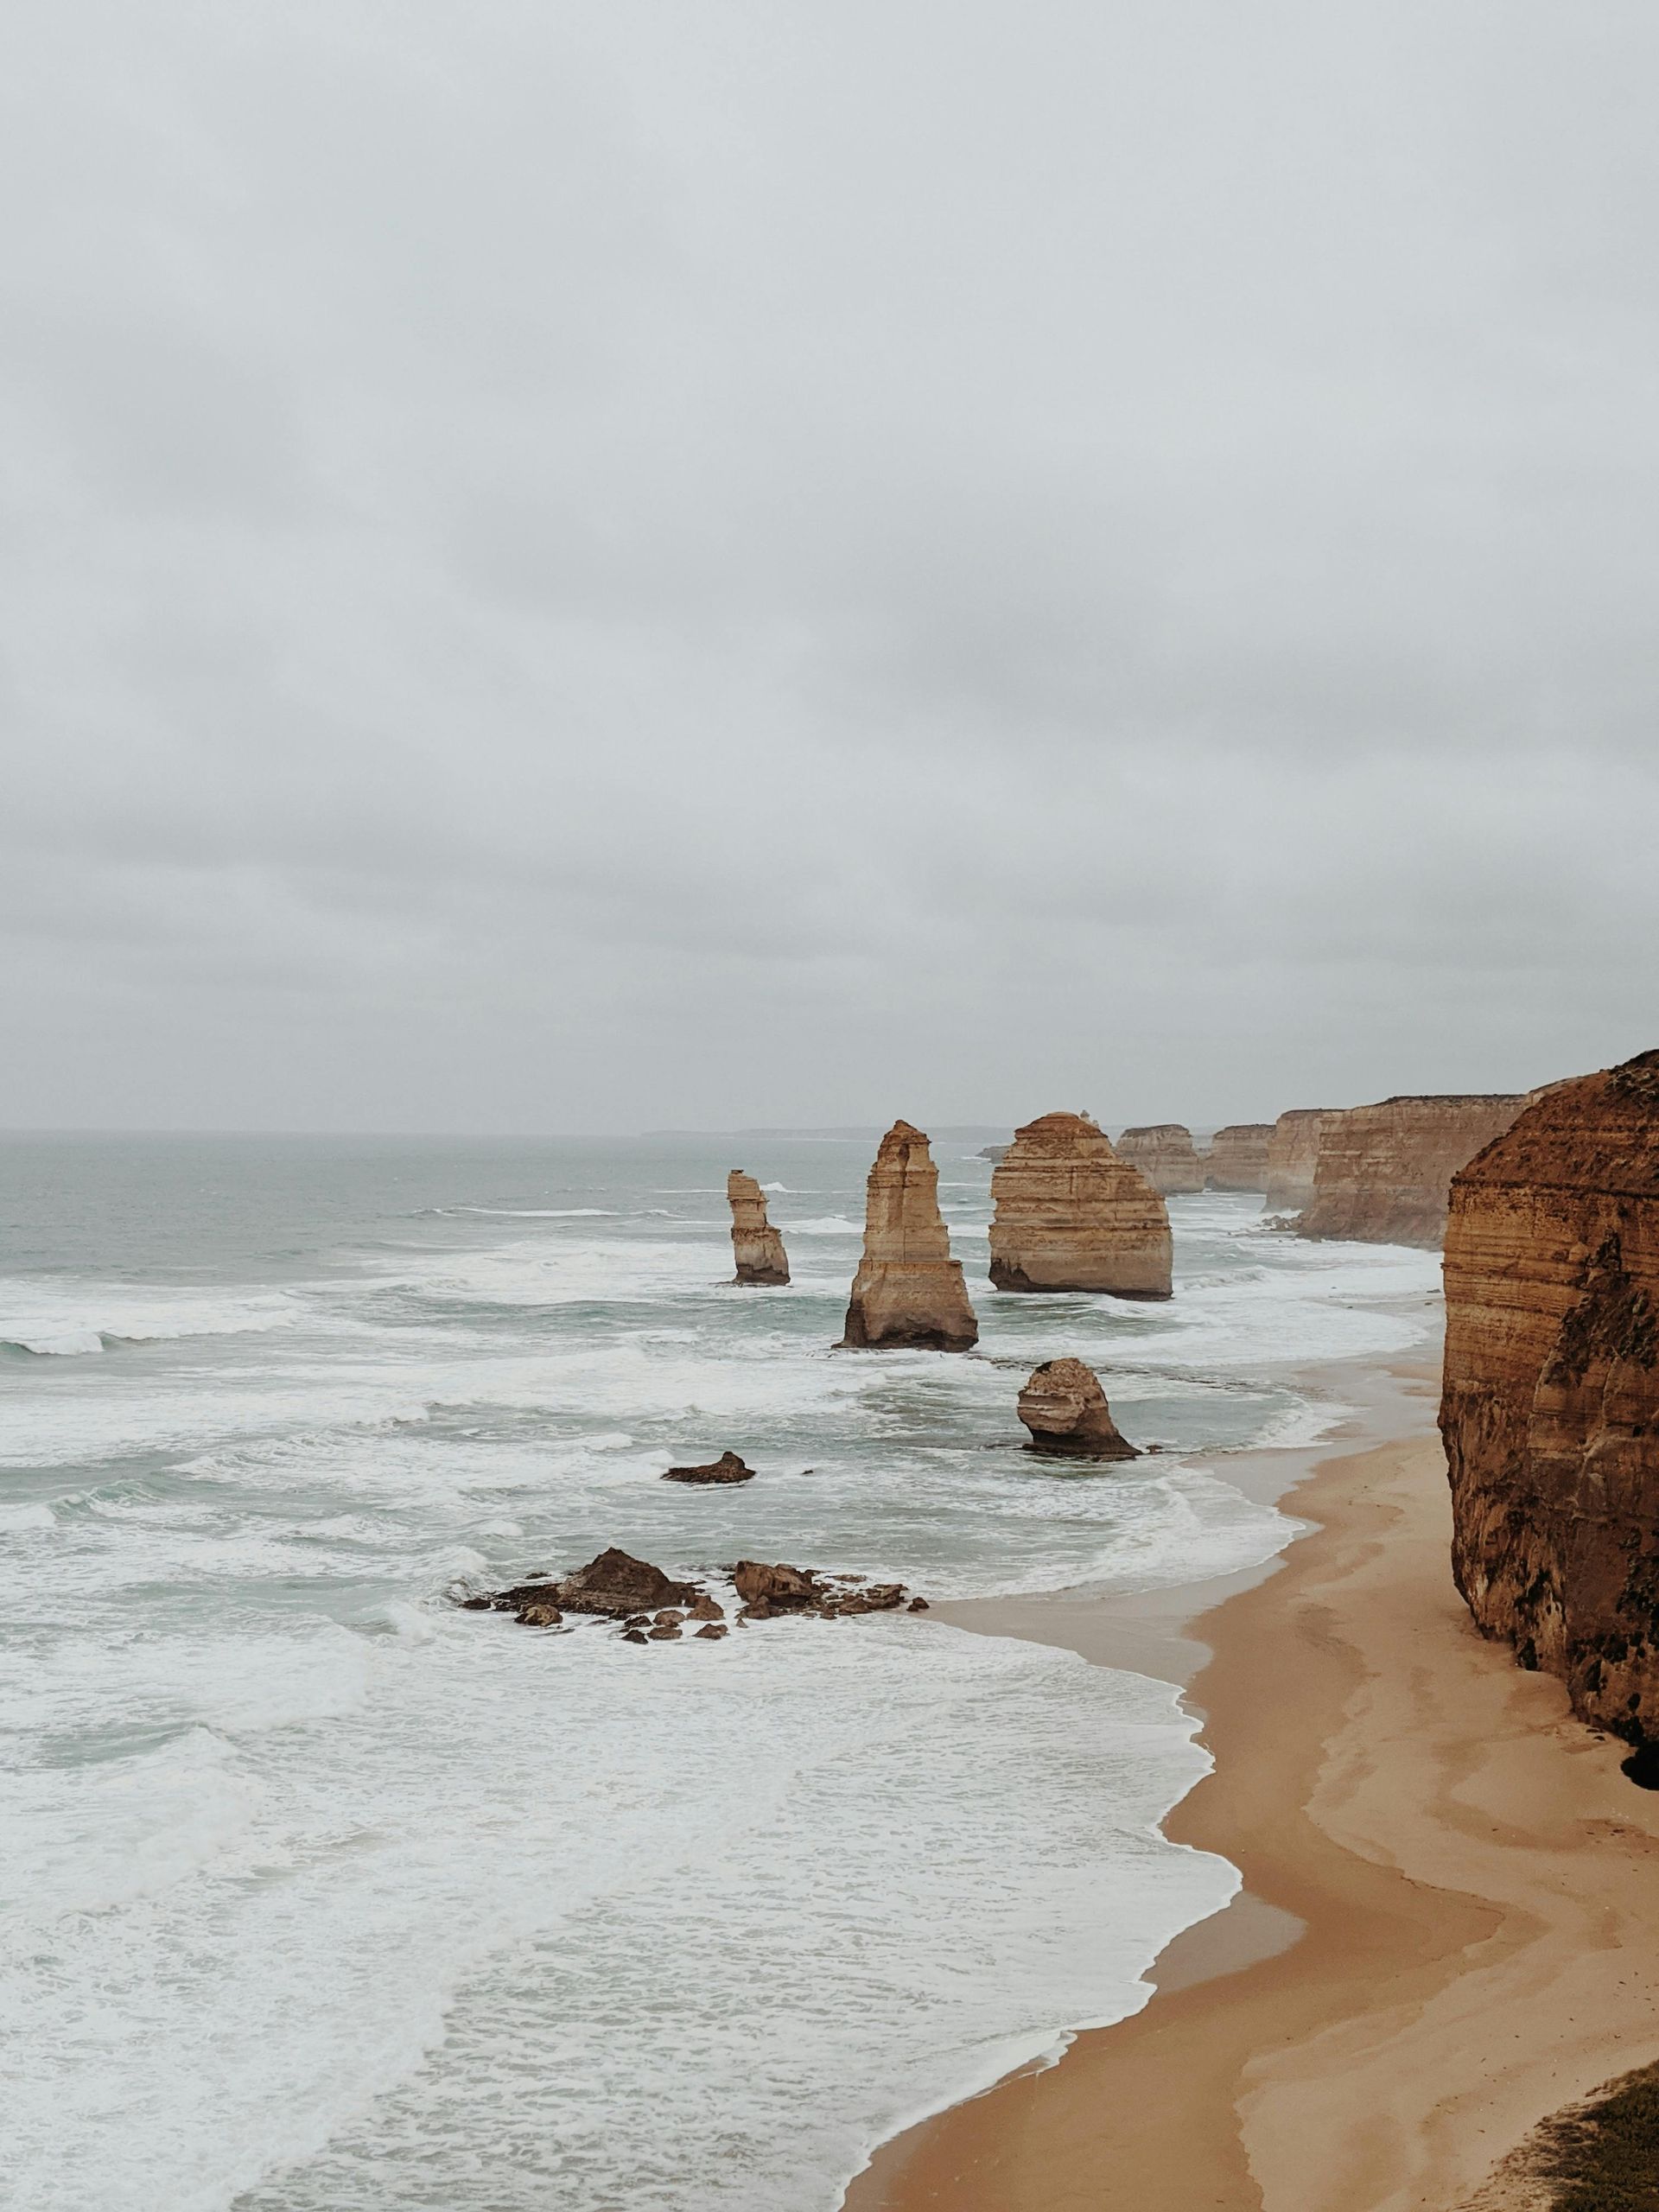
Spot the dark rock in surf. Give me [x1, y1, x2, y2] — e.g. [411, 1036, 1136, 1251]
[662, 1451, 756, 1485]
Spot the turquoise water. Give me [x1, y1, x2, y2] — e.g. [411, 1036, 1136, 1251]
[0, 1134, 1440, 2210]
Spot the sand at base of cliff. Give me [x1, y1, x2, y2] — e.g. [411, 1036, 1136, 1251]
[844, 1414, 1659, 2212]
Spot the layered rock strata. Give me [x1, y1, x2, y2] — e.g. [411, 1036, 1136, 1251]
[1263, 1109, 1331, 1213]
[1295, 1093, 1528, 1247]
[839, 1121, 979, 1350]
[1017, 1358, 1139, 1459]
[1204, 1123, 1273, 1192]
[1440, 1051, 1659, 1744]
[727, 1169, 789, 1284]
[989, 1113, 1172, 1297]
[1115, 1123, 1205, 1196]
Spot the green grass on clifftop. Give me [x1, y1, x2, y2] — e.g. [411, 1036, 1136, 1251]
[1531, 2062, 1659, 2210]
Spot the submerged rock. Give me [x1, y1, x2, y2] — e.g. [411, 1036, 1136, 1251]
[732, 1559, 915, 1622]
[727, 1170, 790, 1286]
[988, 1113, 1172, 1298]
[838, 1121, 978, 1351]
[1017, 1357, 1140, 1459]
[661, 1450, 756, 1485]
[481, 1547, 699, 1623]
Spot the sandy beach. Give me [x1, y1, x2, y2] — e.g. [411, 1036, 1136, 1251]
[846, 1363, 1659, 2212]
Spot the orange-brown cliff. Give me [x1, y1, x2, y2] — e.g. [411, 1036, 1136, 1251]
[1263, 1108, 1330, 1214]
[989, 1113, 1171, 1298]
[1440, 1051, 1659, 1745]
[1204, 1123, 1273, 1192]
[839, 1121, 978, 1351]
[1116, 1123, 1205, 1196]
[1295, 1094, 1528, 1248]
[727, 1170, 789, 1285]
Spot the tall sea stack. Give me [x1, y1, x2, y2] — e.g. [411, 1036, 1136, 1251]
[1204, 1124, 1273, 1192]
[1294, 1094, 1529, 1248]
[1116, 1123, 1205, 1196]
[838, 1122, 978, 1351]
[1263, 1109, 1330, 1213]
[1440, 1051, 1659, 1744]
[988, 1113, 1172, 1298]
[727, 1171, 789, 1285]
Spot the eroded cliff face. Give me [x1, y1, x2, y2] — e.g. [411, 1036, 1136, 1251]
[1440, 1051, 1659, 1743]
[989, 1113, 1172, 1298]
[1205, 1124, 1273, 1192]
[727, 1170, 789, 1285]
[1295, 1094, 1528, 1247]
[839, 1121, 978, 1351]
[1116, 1123, 1205, 1196]
[1263, 1109, 1330, 1214]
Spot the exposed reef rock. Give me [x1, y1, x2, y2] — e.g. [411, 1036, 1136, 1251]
[732, 1560, 912, 1621]
[978, 1144, 1008, 1162]
[1017, 1358, 1140, 1459]
[727, 1170, 789, 1285]
[1115, 1123, 1205, 1196]
[1263, 1109, 1331, 1213]
[988, 1113, 1172, 1298]
[838, 1121, 979, 1351]
[1294, 1094, 1529, 1248]
[1440, 1051, 1659, 1745]
[1204, 1123, 1273, 1192]
[661, 1451, 755, 1485]
[470, 1548, 698, 1622]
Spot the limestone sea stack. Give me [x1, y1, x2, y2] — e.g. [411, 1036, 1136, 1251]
[1204, 1123, 1273, 1192]
[1263, 1109, 1331, 1213]
[1017, 1358, 1139, 1459]
[727, 1170, 789, 1285]
[989, 1113, 1172, 1298]
[1116, 1123, 1205, 1196]
[1294, 1093, 1529, 1248]
[1440, 1051, 1659, 1745]
[838, 1121, 979, 1351]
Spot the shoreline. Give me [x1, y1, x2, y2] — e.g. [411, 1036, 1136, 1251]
[844, 1354, 1659, 2211]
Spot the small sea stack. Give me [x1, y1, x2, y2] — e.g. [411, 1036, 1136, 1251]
[838, 1121, 978, 1351]
[1204, 1124, 1273, 1192]
[1116, 1123, 1205, 1196]
[988, 1113, 1172, 1298]
[1017, 1359, 1139, 1459]
[727, 1170, 789, 1285]
[1263, 1109, 1330, 1213]
[662, 1451, 755, 1484]
[1295, 1093, 1529, 1247]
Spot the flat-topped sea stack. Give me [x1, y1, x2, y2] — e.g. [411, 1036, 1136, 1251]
[1017, 1358, 1140, 1459]
[1263, 1108, 1331, 1213]
[838, 1121, 978, 1351]
[727, 1170, 789, 1284]
[1204, 1123, 1273, 1192]
[989, 1113, 1172, 1298]
[1294, 1093, 1529, 1248]
[1441, 1051, 1659, 1745]
[1115, 1123, 1205, 1196]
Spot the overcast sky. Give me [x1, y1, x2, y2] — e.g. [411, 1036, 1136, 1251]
[3, 2, 1655, 1134]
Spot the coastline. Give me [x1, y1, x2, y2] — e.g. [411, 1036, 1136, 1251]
[844, 1353, 1659, 2211]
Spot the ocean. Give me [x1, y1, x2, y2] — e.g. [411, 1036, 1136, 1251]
[0, 1132, 1442, 2211]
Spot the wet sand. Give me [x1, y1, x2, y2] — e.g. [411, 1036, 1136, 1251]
[845, 1366, 1659, 2211]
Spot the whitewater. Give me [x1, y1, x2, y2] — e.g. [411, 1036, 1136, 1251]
[0, 1132, 1442, 2210]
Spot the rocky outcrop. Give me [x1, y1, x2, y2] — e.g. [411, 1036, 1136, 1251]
[1017, 1358, 1140, 1459]
[989, 1113, 1172, 1297]
[468, 1548, 698, 1622]
[978, 1144, 1008, 1163]
[731, 1560, 922, 1621]
[839, 1121, 979, 1350]
[661, 1451, 755, 1484]
[1295, 1094, 1529, 1247]
[1263, 1109, 1331, 1213]
[1115, 1123, 1205, 1196]
[1204, 1123, 1273, 1192]
[727, 1170, 789, 1284]
[1440, 1051, 1659, 1745]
